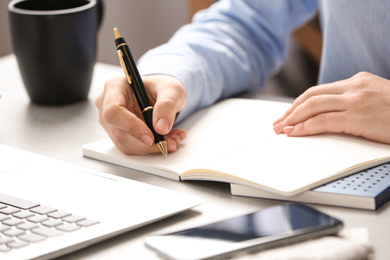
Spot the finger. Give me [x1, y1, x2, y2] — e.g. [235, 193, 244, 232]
[102, 102, 157, 147]
[96, 83, 157, 153]
[95, 91, 104, 111]
[143, 76, 186, 135]
[283, 111, 349, 137]
[101, 79, 156, 146]
[153, 89, 186, 135]
[275, 94, 346, 134]
[273, 82, 347, 125]
[165, 129, 187, 153]
[169, 130, 185, 147]
[105, 126, 161, 155]
[101, 76, 132, 110]
[111, 128, 187, 155]
[169, 129, 187, 142]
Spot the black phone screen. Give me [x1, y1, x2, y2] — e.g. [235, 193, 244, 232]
[145, 204, 343, 260]
[172, 203, 339, 241]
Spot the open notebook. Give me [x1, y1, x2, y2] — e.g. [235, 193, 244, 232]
[83, 98, 390, 196]
[0, 144, 201, 260]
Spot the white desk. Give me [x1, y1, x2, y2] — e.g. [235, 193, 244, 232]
[0, 54, 389, 260]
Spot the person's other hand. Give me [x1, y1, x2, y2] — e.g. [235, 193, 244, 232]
[273, 72, 390, 144]
[96, 74, 187, 155]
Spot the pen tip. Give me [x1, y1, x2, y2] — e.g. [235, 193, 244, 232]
[157, 141, 168, 158]
[113, 28, 121, 39]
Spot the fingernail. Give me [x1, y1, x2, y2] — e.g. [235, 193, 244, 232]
[157, 118, 169, 133]
[167, 142, 177, 152]
[141, 134, 154, 146]
[178, 132, 187, 140]
[283, 126, 294, 135]
[273, 122, 283, 133]
[273, 118, 282, 126]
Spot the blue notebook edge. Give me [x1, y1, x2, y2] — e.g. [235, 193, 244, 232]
[231, 162, 390, 210]
[373, 184, 390, 209]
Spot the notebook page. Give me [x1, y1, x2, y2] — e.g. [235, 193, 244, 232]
[193, 133, 390, 195]
[83, 99, 291, 178]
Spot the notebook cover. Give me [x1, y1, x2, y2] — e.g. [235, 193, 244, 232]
[231, 162, 390, 210]
[314, 162, 390, 209]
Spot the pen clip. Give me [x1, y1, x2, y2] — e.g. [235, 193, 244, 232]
[116, 49, 132, 85]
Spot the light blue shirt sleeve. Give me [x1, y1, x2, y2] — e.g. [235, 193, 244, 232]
[138, 0, 318, 122]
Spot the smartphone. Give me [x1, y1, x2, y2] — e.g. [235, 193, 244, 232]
[145, 203, 343, 260]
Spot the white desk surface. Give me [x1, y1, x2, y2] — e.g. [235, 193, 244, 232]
[1, 54, 389, 260]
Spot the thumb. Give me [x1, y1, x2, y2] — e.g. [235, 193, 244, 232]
[143, 75, 187, 135]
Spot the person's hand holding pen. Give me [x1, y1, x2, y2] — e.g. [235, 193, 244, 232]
[95, 74, 187, 155]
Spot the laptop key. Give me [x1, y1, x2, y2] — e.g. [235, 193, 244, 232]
[0, 225, 11, 232]
[27, 215, 49, 223]
[13, 211, 35, 219]
[0, 213, 10, 221]
[62, 215, 85, 223]
[0, 206, 20, 215]
[30, 206, 57, 215]
[17, 222, 39, 231]
[0, 193, 40, 210]
[42, 219, 62, 227]
[3, 228, 25, 237]
[56, 223, 81, 232]
[3, 218, 24, 226]
[19, 233, 46, 243]
[0, 237, 14, 244]
[48, 210, 71, 219]
[8, 240, 28, 249]
[77, 219, 99, 227]
[0, 244, 11, 252]
[32, 227, 63, 237]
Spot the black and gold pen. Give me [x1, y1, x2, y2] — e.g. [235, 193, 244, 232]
[113, 28, 168, 157]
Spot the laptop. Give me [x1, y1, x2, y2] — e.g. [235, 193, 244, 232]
[0, 144, 202, 260]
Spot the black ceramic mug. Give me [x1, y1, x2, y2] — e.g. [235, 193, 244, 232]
[8, 0, 104, 105]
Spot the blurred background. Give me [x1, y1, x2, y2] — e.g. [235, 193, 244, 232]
[1, 0, 189, 64]
[0, 0, 320, 97]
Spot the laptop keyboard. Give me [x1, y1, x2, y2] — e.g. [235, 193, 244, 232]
[0, 193, 99, 253]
